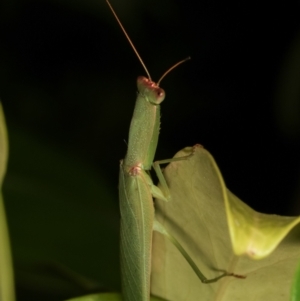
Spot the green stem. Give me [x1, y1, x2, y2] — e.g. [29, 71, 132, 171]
[0, 193, 15, 301]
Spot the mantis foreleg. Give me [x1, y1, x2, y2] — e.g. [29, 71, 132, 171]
[153, 219, 233, 284]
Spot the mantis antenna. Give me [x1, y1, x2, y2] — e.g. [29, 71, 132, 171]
[157, 57, 191, 85]
[106, 0, 190, 85]
[106, 0, 152, 80]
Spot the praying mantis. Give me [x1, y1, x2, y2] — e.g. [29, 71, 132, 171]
[106, 1, 239, 300]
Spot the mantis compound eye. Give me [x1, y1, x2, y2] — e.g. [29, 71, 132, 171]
[137, 76, 166, 105]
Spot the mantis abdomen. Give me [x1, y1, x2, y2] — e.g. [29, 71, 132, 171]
[119, 164, 155, 301]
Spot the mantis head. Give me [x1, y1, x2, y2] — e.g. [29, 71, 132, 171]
[106, 0, 189, 107]
[137, 76, 166, 105]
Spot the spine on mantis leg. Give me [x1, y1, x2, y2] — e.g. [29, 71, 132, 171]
[119, 77, 166, 301]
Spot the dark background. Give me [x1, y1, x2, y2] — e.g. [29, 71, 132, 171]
[1, 0, 300, 300]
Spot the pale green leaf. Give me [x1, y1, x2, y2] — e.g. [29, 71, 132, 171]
[152, 145, 300, 301]
[65, 292, 167, 301]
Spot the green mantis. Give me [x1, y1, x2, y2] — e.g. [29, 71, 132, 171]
[106, 1, 238, 300]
